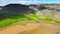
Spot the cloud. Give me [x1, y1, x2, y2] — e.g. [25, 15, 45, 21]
[9, 0, 38, 3]
[6, 0, 39, 5]
[0, 0, 39, 6]
[0, 0, 59, 6]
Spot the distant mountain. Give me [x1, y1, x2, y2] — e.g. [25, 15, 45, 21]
[0, 4, 60, 20]
[0, 4, 60, 14]
[0, 4, 33, 15]
[0, 6, 3, 8]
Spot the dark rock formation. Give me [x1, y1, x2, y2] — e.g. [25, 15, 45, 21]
[0, 4, 34, 20]
[0, 4, 33, 15]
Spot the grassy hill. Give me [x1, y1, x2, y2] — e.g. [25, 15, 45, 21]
[0, 4, 60, 28]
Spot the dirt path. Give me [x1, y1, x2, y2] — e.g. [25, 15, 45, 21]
[0, 21, 60, 34]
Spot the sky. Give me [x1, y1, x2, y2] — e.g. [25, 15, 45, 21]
[0, 0, 60, 6]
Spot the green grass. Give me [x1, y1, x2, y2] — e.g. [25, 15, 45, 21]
[0, 14, 60, 28]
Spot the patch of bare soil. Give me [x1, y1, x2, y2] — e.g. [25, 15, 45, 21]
[0, 21, 60, 34]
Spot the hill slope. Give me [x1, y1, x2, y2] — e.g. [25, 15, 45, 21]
[0, 21, 60, 34]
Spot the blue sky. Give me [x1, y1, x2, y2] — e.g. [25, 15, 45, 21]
[0, 0, 60, 6]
